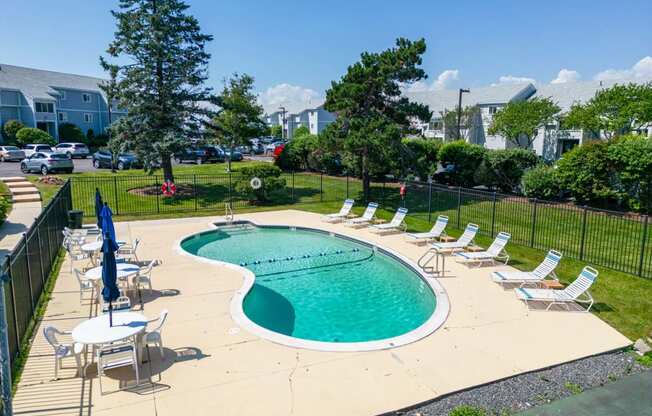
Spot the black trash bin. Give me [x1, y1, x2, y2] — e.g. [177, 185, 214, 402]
[68, 210, 84, 229]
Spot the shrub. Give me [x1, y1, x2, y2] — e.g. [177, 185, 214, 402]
[402, 137, 442, 180]
[0, 196, 10, 225]
[607, 134, 652, 212]
[437, 141, 486, 187]
[522, 164, 561, 200]
[448, 405, 487, 416]
[58, 123, 85, 142]
[15, 127, 55, 146]
[475, 148, 539, 193]
[2, 120, 25, 144]
[88, 133, 110, 149]
[556, 140, 615, 206]
[234, 164, 287, 203]
[293, 125, 310, 138]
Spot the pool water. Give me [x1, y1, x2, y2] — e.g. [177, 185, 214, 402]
[181, 225, 437, 343]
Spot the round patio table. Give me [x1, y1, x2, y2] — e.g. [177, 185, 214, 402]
[84, 263, 140, 281]
[81, 241, 103, 265]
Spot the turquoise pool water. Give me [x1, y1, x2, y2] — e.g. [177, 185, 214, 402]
[181, 225, 437, 343]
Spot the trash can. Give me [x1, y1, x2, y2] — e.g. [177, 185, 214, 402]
[68, 210, 84, 229]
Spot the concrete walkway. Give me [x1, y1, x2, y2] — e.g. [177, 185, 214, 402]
[519, 371, 652, 416]
[0, 176, 41, 257]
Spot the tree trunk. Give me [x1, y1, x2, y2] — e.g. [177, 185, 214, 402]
[161, 154, 174, 182]
[361, 151, 370, 202]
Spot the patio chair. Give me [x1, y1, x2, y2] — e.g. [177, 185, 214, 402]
[430, 223, 479, 254]
[67, 246, 91, 273]
[96, 340, 140, 395]
[102, 295, 132, 314]
[133, 260, 156, 293]
[344, 202, 379, 228]
[455, 232, 511, 266]
[514, 266, 598, 312]
[144, 309, 169, 358]
[43, 326, 83, 380]
[73, 269, 95, 303]
[405, 215, 448, 244]
[323, 199, 355, 222]
[491, 250, 562, 287]
[117, 238, 140, 262]
[369, 208, 409, 235]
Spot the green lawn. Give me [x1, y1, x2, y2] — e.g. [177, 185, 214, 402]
[26, 166, 652, 341]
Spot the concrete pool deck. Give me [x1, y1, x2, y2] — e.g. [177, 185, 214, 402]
[13, 210, 631, 416]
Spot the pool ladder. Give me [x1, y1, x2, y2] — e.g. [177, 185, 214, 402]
[417, 248, 440, 274]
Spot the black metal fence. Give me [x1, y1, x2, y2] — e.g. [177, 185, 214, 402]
[1, 180, 72, 372]
[69, 174, 652, 278]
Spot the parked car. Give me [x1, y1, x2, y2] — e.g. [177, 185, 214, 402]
[54, 142, 90, 159]
[264, 140, 285, 154]
[20, 152, 73, 175]
[0, 146, 26, 162]
[174, 146, 222, 164]
[217, 146, 243, 162]
[23, 144, 54, 157]
[92, 150, 142, 170]
[249, 140, 265, 154]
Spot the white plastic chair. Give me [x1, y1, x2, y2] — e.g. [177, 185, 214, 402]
[133, 260, 156, 293]
[96, 340, 140, 395]
[43, 326, 83, 380]
[73, 269, 95, 303]
[102, 295, 132, 314]
[117, 239, 140, 262]
[144, 310, 168, 358]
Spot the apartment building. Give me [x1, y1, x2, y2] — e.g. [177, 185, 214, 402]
[264, 106, 336, 139]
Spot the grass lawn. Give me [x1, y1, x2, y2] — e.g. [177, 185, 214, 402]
[26, 166, 652, 341]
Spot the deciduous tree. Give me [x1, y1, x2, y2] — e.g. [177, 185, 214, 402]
[488, 97, 560, 148]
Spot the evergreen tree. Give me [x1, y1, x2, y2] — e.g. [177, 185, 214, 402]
[324, 38, 432, 200]
[100, 0, 216, 181]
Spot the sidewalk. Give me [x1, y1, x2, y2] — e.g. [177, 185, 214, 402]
[519, 371, 652, 416]
[0, 176, 42, 257]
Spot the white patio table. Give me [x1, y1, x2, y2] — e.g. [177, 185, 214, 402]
[81, 241, 103, 265]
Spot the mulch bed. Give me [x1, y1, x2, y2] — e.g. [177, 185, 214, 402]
[127, 184, 195, 197]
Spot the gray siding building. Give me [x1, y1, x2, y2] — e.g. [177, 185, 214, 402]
[0, 64, 125, 142]
[264, 106, 336, 139]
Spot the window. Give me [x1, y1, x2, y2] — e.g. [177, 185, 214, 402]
[488, 106, 498, 115]
[58, 112, 68, 122]
[82, 93, 91, 103]
[35, 102, 54, 113]
[59, 91, 66, 100]
[84, 113, 93, 123]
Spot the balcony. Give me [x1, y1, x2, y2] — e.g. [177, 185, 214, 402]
[553, 129, 583, 141]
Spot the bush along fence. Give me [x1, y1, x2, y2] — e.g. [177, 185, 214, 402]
[0, 181, 72, 415]
[69, 173, 652, 279]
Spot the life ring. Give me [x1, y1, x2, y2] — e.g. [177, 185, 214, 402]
[161, 180, 177, 196]
[250, 177, 262, 190]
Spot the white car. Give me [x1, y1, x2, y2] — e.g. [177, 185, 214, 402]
[54, 142, 90, 159]
[23, 144, 55, 158]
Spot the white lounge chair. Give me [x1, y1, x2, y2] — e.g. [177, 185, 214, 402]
[515, 266, 598, 312]
[323, 199, 355, 222]
[405, 215, 449, 244]
[455, 232, 511, 266]
[430, 223, 479, 254]
[345, 202, 379, 228]
[369, 208, 408, 234]
[491, 250, 562, 287]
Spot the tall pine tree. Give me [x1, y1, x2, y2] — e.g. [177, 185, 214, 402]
[100, 0, 215, 181]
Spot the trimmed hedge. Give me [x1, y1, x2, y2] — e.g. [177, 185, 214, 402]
[15, 127, 55, 146]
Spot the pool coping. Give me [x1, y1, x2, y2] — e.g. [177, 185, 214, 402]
[175, 219, 451, 352]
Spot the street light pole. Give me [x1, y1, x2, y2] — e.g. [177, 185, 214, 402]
[278, 106, 287, 140]
[457, 88, 470, 141]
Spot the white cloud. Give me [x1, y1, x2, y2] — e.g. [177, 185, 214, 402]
[594, 56, 652, 82]
[258, 83, 323, 114]
[404, 69, 460, 92]
[551, 69, 581, 84]
[492, 75, 537, 86]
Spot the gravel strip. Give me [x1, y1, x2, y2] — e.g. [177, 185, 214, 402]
[385, 350, 649, 416]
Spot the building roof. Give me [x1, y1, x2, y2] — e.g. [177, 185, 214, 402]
[0, 63, 106, 103]
[405, 83, 536, 115]
[532, 79, 642, 111]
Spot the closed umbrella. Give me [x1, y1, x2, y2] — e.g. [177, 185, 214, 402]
[94, 188, 104, 230]
[100, 205, 120, 327]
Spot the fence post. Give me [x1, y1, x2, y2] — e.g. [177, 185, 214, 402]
[491, 192, 497, 238]
[6, 255, 19, 350]
[36, 226, 45, 284]
[427, 180, 432, 222]
[346, 175, 349, 199]
[193, 174, 198, 211]
[155, 176, 161, 214]
[291, 171, 295, 203]
[639, 215, 649, 277]
[456, 187, 462, 228]
[228, 171, 232, 205]
[320, 172, 323, 202]
[579, 206, 588, 260]
[0, 277, 13, 416]
[113, 176, 119, 215]
[22, 234, 35, 313]
[530, 198, 538, 248]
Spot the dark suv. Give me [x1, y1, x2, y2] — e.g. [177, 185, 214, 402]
[174, 146, 223, 164]
[92, 150, 142, 170]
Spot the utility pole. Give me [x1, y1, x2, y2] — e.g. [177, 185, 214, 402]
[278, 106, 287, 140]
[457, 88, 470, 141]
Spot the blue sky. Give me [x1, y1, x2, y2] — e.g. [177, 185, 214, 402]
[1, 0, 651, 112]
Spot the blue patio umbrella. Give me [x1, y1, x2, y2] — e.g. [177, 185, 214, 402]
[100, 205, 120, 326]
[94, 188, 104, 230]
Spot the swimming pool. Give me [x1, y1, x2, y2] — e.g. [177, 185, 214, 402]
[179, 222, 449, 351]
